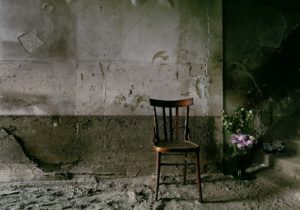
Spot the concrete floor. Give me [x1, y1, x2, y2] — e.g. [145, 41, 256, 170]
[0, 169, 299, 210]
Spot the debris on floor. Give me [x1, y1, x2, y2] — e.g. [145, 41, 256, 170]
[0, 169, 299, 210]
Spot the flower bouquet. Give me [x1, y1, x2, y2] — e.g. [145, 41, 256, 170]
[223, 107, 257, 179]
[223, 107, 256, 154]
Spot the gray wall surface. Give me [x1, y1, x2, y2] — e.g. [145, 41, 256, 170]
[0, 0, 222, 116]
[0, 0, 223, 178]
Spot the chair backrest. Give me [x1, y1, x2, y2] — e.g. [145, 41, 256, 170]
[149, 98, 193, 143]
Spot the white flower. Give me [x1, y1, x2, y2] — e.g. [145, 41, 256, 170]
[249, 135, 255, 141]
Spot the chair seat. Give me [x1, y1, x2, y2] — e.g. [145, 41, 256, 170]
[154, 141, 199, 152]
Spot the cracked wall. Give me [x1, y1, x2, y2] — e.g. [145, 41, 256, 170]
[0, 0, 222, 177]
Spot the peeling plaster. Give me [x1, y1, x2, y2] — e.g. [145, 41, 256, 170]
[195, 76, 209, 115]
[17, 33, 44, 55]
[195, 76, 209, 100]
[152, 51, 169, 64]
[126, 95, 148, 112]
[114, 94, 126, 104]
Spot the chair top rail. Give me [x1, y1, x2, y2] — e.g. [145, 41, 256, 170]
[149, 98, 193, 107]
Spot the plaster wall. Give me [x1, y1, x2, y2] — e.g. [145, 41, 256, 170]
[0, 0, 223, 177]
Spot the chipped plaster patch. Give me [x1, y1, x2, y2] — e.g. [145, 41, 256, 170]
[195, 76, 209, 100]
[17, 33, 43, 55]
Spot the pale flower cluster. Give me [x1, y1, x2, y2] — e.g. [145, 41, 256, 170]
[222, 107, 254, 134]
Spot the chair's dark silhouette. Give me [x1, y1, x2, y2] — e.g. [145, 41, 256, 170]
[149, 98, 203, 202]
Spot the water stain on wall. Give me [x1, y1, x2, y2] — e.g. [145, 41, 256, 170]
[0, 91, 60, 115]
[0, 92, 46, 109]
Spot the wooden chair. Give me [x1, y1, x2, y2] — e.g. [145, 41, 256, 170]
[149, 98, 203, 202]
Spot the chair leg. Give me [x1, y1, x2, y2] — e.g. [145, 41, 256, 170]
[195, 151, 203, 202]
[155, 152, 161, 201]
[183, 152, 187, 185]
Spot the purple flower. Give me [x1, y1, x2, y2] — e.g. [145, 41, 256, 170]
[230, 134, 239, 144]
[237, 134, 247, 142]
[237, 143, 246, 149]
[230, 133, 256, 152]
[245, 140, 253, 146]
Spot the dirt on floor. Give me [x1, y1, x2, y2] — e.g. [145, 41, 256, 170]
[0, 169, 299, 210]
